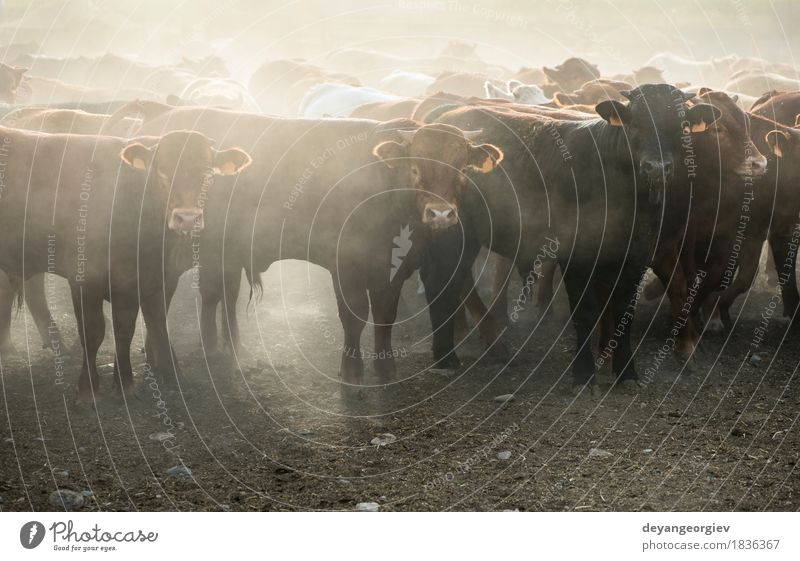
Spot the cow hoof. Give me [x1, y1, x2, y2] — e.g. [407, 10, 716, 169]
[485, 339, 511, 362]
[432, 353, 460, 370]
[615, 378, 641, 392]
[340, 383, 365, 402]
[0, 343, 17, 357]
[373, 357, 397, 382]
[570, 378, 598, 397]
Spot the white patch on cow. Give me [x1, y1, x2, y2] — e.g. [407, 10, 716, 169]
[390, 224, 414, 282]
[299, 82, 401, 118]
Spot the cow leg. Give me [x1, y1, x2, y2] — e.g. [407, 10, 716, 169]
[144, 271, 181, 373]
[536, 260, 557, 311]
[221, 267, 243, 355]
[769, 232, 800, 324]
[714, 236, 764, 328]
[454, 273, 471, 342]
[25, 274, 62, 350]
[561, 266, 598, 386]
[420, 230, 480, 369]
[0, 271, 18, 355]
[70, 284, 105, 403]
[199, 271, 222, 353]
[463, 281, 508, 359]
[489, 254, 512, 323]
[609, 273, 642, 382]
[333, 275, 369, 386]
[370, 285, 402, 383]
[110, 296, 139, 396]
[594, 282, 614, 368]
[652, 247, 696, 360]
[140, 290, 178, 386]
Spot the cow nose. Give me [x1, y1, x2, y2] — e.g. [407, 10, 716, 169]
[750, 155, 768, 176]
[169, 209, 204, 233]
[423, 203, 458, 229]
[640, 158, 674, 180]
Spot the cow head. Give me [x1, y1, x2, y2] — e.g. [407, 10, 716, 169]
[630, 66, 665, 85]
[120, 131, 251, 234]
[595, 84, 722, 200]
[0, 63, 27, 104]
[373, 124, 503, 230]
[542, 57, 601, 92]
[694, 89, 768, 178]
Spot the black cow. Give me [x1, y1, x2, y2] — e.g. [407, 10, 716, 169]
[422, 84, 726, 386]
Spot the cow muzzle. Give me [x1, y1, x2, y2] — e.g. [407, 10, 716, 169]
[640, 158, 674, 182]
[169, 208, 204, 234]
[740, 154, 768, 177]
[423, 203, 458, 230]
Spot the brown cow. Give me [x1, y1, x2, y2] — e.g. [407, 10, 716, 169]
[0, 107, 140, 136]
[647, 90, 767, 359]
[0, 127, 251, 402]
[0, 107, 142, 355]
[105, 101, 503, 391]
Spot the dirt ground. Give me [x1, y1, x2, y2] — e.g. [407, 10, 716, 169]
[0, 260, 798, 512]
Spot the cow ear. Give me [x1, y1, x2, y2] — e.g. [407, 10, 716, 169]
[766, 130, 790, 158]
[120, 142, 154, 170]
[467, 143, 503, 173]
[595, 100, 631, 126]
[794, 114, 800, 127]
[686, 103, 721, 133]
[697, 87, 713, 97]
[373, 141, 407, 168]
[554, 92, 576, 106]
[213, 147, 252, 175]
[484, 81, 511, 100]
[12, 66, 27, 86]
[542, 66, 559, 82]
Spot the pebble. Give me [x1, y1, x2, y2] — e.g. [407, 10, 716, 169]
[497, 451, 512, 460]
[48, 489, 84, 510]
[80, 490, 93, 498]
[356, 502, 380, 512]
[494, 394, 516, 403]
[643, 448, 654, 454]
[370, 433, 397, 447]
[750, 352, 768, 365]
[165, 465, 192, 478]
[588, 448, 613, 459]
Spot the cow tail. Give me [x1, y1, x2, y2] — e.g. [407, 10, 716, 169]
[244, 268, 263, 310]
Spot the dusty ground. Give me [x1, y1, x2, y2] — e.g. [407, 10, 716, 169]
[0, 261, 798, 512]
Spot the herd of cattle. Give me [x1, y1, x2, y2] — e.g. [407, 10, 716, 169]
[0, 40, 798, 403]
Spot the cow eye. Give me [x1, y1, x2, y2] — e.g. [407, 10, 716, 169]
[410, 166, 420, 177]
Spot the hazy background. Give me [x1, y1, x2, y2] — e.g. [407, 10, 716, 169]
[1, 0, 798, 78]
